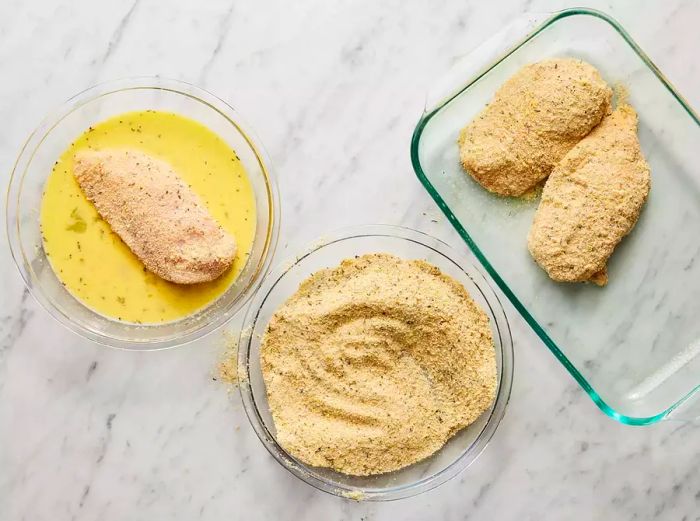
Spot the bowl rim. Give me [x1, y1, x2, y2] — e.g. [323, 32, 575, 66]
[5, 76, 280, 350]
[237, 224, 514, 501]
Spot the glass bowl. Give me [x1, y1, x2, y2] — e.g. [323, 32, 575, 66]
[238, 225, 513, 500]
[6, 78, 280, 350]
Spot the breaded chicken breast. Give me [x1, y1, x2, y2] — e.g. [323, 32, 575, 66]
[458, 58, 612, 196]
[73, 149, 236, 284]
[527, 105, 650, 285]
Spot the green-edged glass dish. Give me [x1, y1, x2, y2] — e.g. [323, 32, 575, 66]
[411, 8, 700, 425]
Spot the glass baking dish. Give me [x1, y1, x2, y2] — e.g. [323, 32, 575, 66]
[411, 8, 700, 425]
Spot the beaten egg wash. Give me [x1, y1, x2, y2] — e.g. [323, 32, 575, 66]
[40, 111, 257, 323]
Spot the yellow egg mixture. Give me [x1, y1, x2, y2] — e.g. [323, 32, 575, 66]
[40, 110, 256, 323]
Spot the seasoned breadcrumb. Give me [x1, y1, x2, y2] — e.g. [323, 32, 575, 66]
[261, 253, 497, 476]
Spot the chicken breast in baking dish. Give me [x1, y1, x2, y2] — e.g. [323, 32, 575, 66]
[458, 58, 612, 196]
[527, 105, 650, 285]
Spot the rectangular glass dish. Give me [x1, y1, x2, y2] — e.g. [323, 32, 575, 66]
[411, 8, 700, 424]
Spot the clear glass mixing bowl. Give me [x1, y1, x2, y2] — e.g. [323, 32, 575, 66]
[6, 78, 280, 350]
[238, 225, 513, 500]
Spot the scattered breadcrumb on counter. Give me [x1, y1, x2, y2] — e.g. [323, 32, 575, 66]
[340, 490, 366, 501]
[216, 329, 250, 387]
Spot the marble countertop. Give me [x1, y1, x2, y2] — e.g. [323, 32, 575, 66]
[1, 0, 698, 519]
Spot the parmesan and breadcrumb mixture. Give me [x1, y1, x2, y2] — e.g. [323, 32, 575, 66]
[260, 253, 497, 476]
[458, 58, 612, 196]
[74, 149, 237, 285]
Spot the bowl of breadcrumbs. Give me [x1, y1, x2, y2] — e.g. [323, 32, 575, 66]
[236, 225, 513, 500]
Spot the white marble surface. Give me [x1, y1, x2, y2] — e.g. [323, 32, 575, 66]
[1, 0, 698, 519]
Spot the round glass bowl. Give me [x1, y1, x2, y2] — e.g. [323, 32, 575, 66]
[6, 78, 280, 350]
[239, 225, 513, 500]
